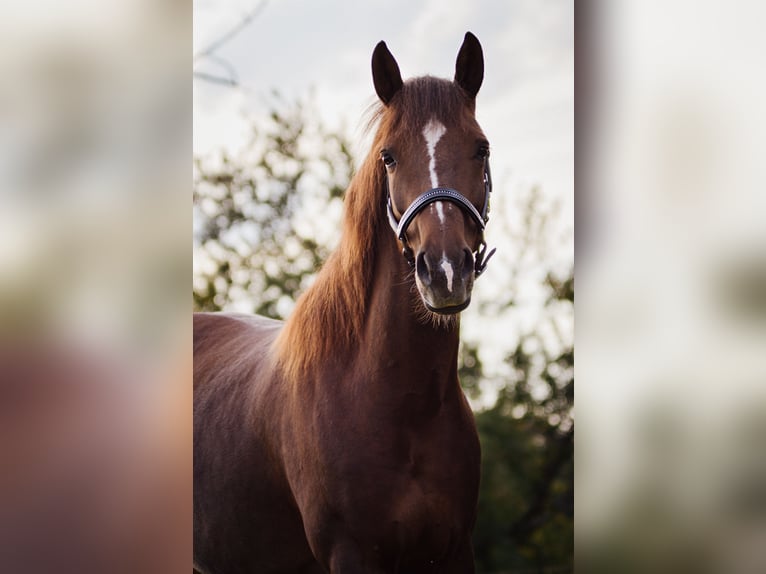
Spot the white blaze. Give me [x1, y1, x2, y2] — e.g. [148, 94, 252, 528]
[422, 118, 446, 188]
[424, 119, 454, 291]
[435, 200, 445, 224]
[440, 256, 455, 293]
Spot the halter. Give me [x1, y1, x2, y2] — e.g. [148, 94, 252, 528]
[386, 159, 496, 277]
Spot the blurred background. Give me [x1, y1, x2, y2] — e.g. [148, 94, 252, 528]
[0, 0, 189, 572]
[193, 1, 574, 573]
[578, 1, 766, 572]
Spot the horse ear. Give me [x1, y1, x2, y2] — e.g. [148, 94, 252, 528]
[455, 31, 484, 98]
[372, 41, 403, 105]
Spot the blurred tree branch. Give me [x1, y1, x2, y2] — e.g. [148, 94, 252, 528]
[192, 71, 239, 87]
[193, 0, 269, 87]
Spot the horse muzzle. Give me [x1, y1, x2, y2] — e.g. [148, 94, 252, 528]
[415, 249, 475, 314]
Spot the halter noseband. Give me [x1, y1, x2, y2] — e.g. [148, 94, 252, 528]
[386, 160, 496, 277]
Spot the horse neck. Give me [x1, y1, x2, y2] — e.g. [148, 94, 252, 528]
[355, 225, 462, 400]
[275, 158, 462, 400]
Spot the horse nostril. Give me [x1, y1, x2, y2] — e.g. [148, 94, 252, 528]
[416, 252, 431, 286]
[463, 249, 474, 279]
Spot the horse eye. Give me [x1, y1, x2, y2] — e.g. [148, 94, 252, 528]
[380, 150, 397, 167]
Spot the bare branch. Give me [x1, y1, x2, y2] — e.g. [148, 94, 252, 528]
[193, 71, 239, 87]
[194, 0, 268, 62]
[204, 53, 240, 85]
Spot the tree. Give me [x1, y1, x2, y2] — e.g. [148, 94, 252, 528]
[471, 267, 574, 573]
[193, 94, 354, 317]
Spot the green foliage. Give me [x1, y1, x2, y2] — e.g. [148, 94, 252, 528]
[193, 97, 573, 573]
[193, 94, 354, 318]
[471, 268, 574, 573]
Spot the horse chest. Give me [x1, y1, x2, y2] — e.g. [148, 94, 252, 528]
[322, 413, 478, 545]
[338, 465, 474, 568]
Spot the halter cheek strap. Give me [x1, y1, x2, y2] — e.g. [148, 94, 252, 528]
[386, 160, 496, 277]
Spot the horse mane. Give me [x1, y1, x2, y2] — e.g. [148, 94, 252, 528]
[274, 77, 470, 381]
[273, 135, 385, 381]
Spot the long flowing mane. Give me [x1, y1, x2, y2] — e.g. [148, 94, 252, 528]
[274, 77, 471, 381]
[273, 136, 386, 381]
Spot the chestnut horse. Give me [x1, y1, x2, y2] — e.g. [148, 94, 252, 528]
[194, 32, 494, 573]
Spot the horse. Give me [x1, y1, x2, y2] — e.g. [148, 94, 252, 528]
[194, 32, 495, 573]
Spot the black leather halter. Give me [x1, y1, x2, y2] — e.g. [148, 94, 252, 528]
[386, 160, 496, 276]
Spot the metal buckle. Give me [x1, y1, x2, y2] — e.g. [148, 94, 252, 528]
[474, 240, 497, 277]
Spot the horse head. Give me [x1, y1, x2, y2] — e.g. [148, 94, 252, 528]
[372, 32, 494, 315]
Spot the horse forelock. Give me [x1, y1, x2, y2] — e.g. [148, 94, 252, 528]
[274, 76, 475, 381]
[368, 76, 476, 148]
